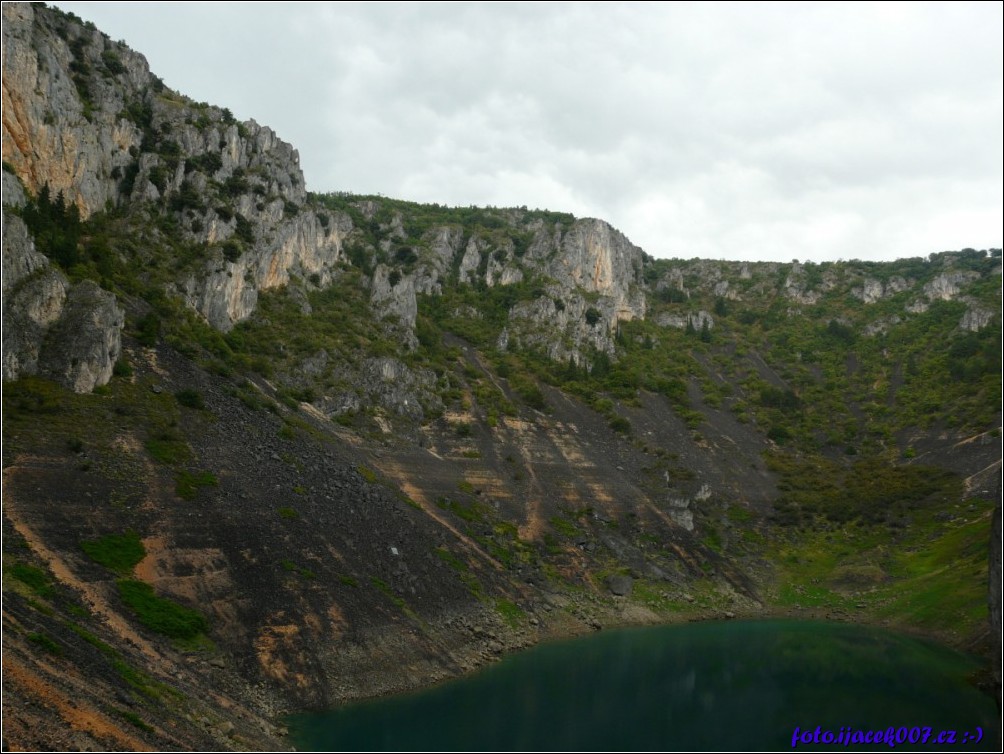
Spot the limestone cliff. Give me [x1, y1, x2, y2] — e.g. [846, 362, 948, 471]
[2, 204, 122, 392]
[2, 2, 347, 332]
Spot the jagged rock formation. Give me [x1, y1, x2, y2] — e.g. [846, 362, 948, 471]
[852, 276, 912, 304]
[2, 210, 68, 378]
[36, 278, 123, 391]
[2, 207, 123, 392]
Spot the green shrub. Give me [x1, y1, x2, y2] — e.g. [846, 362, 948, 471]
[9, 563, 56, 598]
[81, 532, 145, 575]
[135, 312, 160, 346]
[145, 436, 189, 465]
[112, 359, 133, 378]
[175, 470, 218, 500]
[609, 415, 631, 434]
[174, 389, 204, 409]
[117, 579, 207, 639]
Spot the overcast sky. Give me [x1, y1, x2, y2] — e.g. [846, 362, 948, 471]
[53, 1, 1003, 262]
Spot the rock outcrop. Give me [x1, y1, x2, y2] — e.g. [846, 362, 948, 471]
[546, 218, 647, 324]
[852, 276, 912, 304]
[2, 209, 69, 380]
[2, 208, 122, 392]
[37, 279, 123, 392]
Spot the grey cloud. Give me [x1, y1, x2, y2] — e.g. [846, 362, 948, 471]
[54, 1, 1004, 261]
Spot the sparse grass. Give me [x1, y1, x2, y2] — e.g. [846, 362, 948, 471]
[281, 560, 315, 579]
[66, 621, 116, 655]
[400, 494, 422, 510]
[548, 516, 578, 539]
[357, 465, 378, 483]
[436, 496, 489, 523]
[80, 532, 145, 575]
[278, 506, 299, 520]
[727, 506, 754, 524]
[434, 546, 468, 572]
[494, 598, 524, 627]
[369, 575, 421, 620]
[631, 580, 691, 613]
[434, 547, 484, 597]
[111, 707, 154, 733]
[174, 469, 218, 500]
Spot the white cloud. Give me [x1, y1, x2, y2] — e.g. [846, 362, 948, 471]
[53, 1, 1004, 261]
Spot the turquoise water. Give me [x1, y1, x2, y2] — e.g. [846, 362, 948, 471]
[288, 620, 999, 751]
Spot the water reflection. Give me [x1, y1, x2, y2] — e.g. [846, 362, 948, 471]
[289, 620, 999, 752]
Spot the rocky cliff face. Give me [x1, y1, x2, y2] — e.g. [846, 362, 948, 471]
[2, 204, 123, 392]
[2, 2, 347, 333]
[2, 2, 139, 216]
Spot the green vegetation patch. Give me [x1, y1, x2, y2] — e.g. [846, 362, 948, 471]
[281, 560, 316, 579]
[7, 562, 57, 598]
[117, 579, 208, 639]
[434, 546, 469, 572]
[80, 531, 145, 575]
[548, 515, 578, 539]
[767, 498, 994, 638]
[368, 575, 424, 621]
[145, 434, 190, 465]
[494, 598, 524, 627]
[767, 453, 960, 526]
[436, 496, 490, 524]
[174, 388, 205, 409]
[111, 707, 154, 733]
[28, 632, 63, 656]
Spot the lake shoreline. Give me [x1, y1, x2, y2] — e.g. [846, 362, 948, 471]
[285, 614, 1000, 752]
[278, 594, 997, 731]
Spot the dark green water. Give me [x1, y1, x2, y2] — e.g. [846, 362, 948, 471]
[288, 620, 999, 752]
